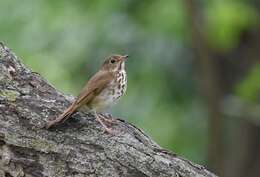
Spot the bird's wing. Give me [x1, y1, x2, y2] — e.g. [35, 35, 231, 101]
[46, 70, 113, 129]
[75, 70, 113, 107]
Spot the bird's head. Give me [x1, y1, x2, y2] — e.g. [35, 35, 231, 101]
[101, 55, 128, 72]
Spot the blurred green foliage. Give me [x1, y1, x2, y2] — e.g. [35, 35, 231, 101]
[0, 0, 259, 165]
[206, 0, 258, 51]
[236, 64, 260, 102]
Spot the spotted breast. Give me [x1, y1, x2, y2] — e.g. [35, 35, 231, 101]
[113, 70, 127, 100]
[89, 69, 127, 111]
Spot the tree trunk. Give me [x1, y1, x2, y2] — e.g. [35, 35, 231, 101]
[0, 43, 217, 177]
[184, 0, 223, 175]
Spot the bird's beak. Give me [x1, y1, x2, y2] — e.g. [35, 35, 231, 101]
[120, 55, 129, 61]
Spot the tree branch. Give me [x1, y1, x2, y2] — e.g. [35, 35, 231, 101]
[0, 43, 217, 177]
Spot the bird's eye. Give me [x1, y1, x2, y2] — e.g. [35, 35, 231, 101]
[110, 59, 115, 64]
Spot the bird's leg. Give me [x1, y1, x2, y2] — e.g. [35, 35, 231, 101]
[93, 111, 114, 134]
[99, 113, 118, 125]
[100, 113, 113, 118]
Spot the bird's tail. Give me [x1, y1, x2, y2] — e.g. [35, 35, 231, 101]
[46, 103, 78, 129]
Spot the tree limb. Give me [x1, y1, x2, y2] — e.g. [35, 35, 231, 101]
[0, 43, 217, 177]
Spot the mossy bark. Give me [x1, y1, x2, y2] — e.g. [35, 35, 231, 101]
[0, 43, 217, 177]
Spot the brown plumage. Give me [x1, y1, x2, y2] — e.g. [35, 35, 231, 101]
[46, 55, 128, 133]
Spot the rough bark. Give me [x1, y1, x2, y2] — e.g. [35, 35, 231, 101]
[0, 43, 217, 177]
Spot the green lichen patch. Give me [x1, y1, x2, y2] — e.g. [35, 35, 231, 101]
[0, 89, 20, 101]
[5, 132, 59, 153]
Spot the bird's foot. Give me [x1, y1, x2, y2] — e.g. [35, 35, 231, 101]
[99, 114, 118, 125]
[95, 114, 117, 134]
[103, 127, 116, 135]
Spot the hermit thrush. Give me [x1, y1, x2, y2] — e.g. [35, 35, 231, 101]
[46, 55, 128, 133]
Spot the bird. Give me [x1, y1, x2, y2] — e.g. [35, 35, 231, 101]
[46, 55, 128, 133]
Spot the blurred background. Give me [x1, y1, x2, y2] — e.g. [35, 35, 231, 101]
[1, 0, 260, 176]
